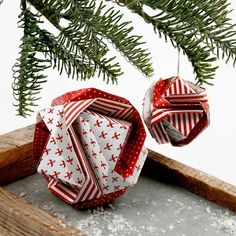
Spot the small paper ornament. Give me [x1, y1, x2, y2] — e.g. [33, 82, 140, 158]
[143, 76, 210, 146]
[33, 88, 147, 208]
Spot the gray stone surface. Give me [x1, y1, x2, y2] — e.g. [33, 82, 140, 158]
[5, 170, 236, 236]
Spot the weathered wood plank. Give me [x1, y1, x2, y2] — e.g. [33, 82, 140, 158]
[0, 156, 36, 185]
[0, 187, 86, 236]
[0, 125, 34, 168]
[0, 125, 36, 185]
[147, 149, 236, 212]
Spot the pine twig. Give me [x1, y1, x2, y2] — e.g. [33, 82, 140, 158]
[12, 4, 50, 116]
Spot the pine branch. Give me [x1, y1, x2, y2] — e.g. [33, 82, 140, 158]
[150, 13, 218, 84]
[26, 0, 68, 25]
[66, 0, 108, 59]
[12, 3, 50, 117]
[58, 0, 153, 77]
[145, 0, 236, 66]
[115, 1, 218, 84]
[57, 2, 123, 83]
[12, 0, 153, 116]
[38, 28, 96, 80]
[28, 0, 153, 78]
[93, 2, 153, 76]
[29, 0, 123, 83]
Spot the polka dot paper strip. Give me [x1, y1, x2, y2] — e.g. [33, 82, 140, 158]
[143, 76, 210, 146]
[33, 88, 147, 208]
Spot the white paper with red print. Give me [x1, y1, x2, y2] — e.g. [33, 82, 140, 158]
[74, 110, 132, 194]
[33, 88, 147, 206]
[143, 76, 209, 146]
[47, 126, 102, 204]
[37, 106, 86, 189]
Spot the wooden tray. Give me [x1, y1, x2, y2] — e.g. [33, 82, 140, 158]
[1, 125, 236, 235]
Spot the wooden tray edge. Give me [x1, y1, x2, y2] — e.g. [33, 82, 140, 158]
[0, 186, 86, 236]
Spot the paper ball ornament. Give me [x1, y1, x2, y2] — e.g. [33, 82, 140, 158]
[143, 76, 210, 146]
[33, 88, 147, 208]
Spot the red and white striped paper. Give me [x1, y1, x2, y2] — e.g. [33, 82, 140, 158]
[33, 88, 147, 207]
[143, 76, 210, 146]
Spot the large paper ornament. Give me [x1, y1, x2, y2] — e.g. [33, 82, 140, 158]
[33, 88, 147, 208]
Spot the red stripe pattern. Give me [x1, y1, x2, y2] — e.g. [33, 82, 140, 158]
[33, 88, 147, 207]
[64, 99, 96, 128]
[143, 76, 210, 146]
[89, 98, 133, 120]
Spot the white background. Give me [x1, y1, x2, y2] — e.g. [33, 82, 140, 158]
[0, 1, 236, 185]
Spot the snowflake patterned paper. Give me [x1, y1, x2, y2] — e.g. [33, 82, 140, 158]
[143, 76, 210, 146]
[33, 88, 147, 208]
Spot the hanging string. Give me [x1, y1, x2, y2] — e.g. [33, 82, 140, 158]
[177, 49, 181, 76]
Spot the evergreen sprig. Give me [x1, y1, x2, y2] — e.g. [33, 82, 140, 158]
[56, 1, 123, 83]
[12, 2, 50, 117]
[13, 0, 153, 115]
[95, 3, 153, 76]
[115, 0, 236, 84]
[145, 0, 236, 65]
[137, 8, 218, 84]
